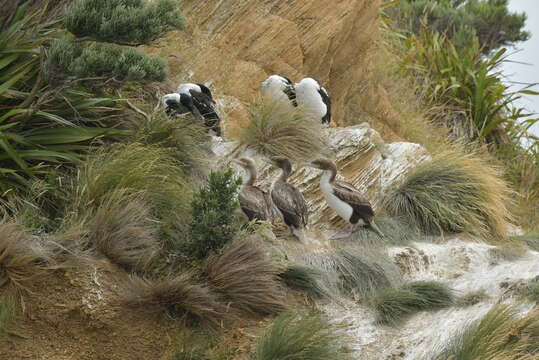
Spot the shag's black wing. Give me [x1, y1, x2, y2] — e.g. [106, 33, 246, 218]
[196, 84, 215, 103]
[318, 86, 331, 124]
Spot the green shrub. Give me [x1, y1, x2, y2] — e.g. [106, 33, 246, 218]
[187, 169, 241, 260]
[372, 281, 454, 325]
[384, 150, 512, 239]
[238, 101, 327, 161]
[64, 0, 183, 45]
[48, 39, 167, 82]
[278, 265, 328, 299]
[432, 305, 539, 359]
[253, 312, 349, 360]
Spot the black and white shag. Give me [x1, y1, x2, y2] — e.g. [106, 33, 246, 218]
[295, 77, 331, 125]
[260, 75, 297, 109]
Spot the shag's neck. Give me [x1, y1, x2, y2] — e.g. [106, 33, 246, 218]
[321, 169, 336, 184]
[279, 168, 291, 182]
[245, 167, 257, 186]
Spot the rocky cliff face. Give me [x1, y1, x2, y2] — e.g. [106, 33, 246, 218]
[145, 0, 401, 133]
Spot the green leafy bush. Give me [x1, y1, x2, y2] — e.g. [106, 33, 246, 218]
[0, 8, 129, 195]
[188, 169, 241, 260]
[253, 312, 349, 360]
[48, 39, 167, 82]
[384, 150, 512, 239]
[64, 0, 183, 45]
[402, 31, 535, 143]
[372, 281, 454, 325]
[432, 305, 539, 359]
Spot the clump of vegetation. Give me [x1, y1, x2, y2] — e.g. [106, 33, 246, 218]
[372, 281, 454, 325]
[48, 39, 167, 82]
[278, 265, 328, 299]
[334, 248, 400, 299]
[0, 222, 47, 291]
[301, 247, 401, 299]
[350, 217, 420, 246]
[433, 305, 539, 359]
[488, 242, 528, 264]
[457, 289, 489, 307]
[253, 312, 349, 360]
[203, 237, 286, 316]
[238, 101, 326, 161]
[85, 191, 159, 272]
[524, 279, 539, 303]
[510, 232, 539, 252]
[136, 112, 209, 174]
[0, 291, 18, 337]
[384, 150, 512, 239]
[392, 0, 530, 54]
[64, 0, 183, 45]
[0, 7, 129, 195]
[71, 143, 192, 245]
[123, 274, 234, 331]
[187, 169, 241, 260]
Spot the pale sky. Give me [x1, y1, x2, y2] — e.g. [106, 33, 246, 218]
[502, 0, 539, 137]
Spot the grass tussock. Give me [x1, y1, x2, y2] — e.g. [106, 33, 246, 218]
[334, 248, 400, 299]
[123, 273, 234, 331]
[457, 290, 489, 307]
[278, 265, 328, 299]
[136, 111, 209, 175]
[488, 242, 529, 264]
[0, 291, 18, 337]
[0, 222, 46, 291]
[524, 280, 539, 303]
[510, 232, 539, 252]
[72, 143, 192, 246]
[253, 312, 349, 360]
[203, 238, 286, 316]
[384, 150, 512, 240]
[238, 100, 326, 161]
[349, 217, 420, 246]
[85, 191, 159, 272]
[372, 281, 455, 325]
[433, 305, 539, 360]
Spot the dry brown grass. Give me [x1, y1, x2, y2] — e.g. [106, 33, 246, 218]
[123, 273, 235, 331]
[203, 237, 286, 316]
[237, 100, 327, 161]
[85, 191, 160, 272]
[0, 222, 47, 291]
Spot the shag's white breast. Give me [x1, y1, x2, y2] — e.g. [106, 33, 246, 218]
[177, 83, 200, 95]
[320, 171, 353, 222]
[295, 82, 327, 120]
